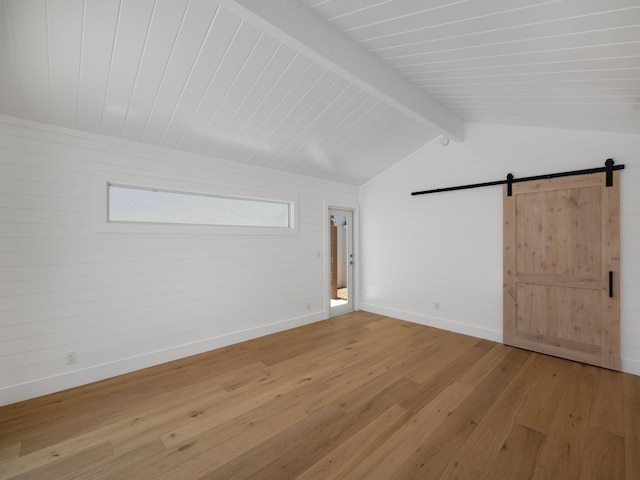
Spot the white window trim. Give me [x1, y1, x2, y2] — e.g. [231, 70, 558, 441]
[95, 171, 298, 235]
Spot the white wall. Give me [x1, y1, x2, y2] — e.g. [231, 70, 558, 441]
[360, 123, 640, 376]
[0, 116, 358, 406]
[4, 118, 639, 407]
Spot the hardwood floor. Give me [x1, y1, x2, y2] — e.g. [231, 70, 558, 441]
[1, 311, 638, 479]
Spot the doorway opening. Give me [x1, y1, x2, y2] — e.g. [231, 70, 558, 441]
[329, 208, 353, 316]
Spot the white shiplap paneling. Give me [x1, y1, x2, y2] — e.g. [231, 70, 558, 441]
[359, 123, 640, 376]
[122, 0, 191, 142]
[47, 0, 84, 129]
[305, 0, 640, 134]
[76, 0, 121, 133]
[0, 0, 22, 118]
[0, 115, 358, 405]
[4, 0, 51, 122]
[0, 0, 441, 185]
[99, 0, 158, 138]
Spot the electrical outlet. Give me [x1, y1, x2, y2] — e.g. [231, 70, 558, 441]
[306, 302, 311, 310]
[434, 302, 440, 310]
[66, 351, 78, 365]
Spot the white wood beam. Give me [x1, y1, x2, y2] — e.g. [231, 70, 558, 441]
[220, 0, 465, 142]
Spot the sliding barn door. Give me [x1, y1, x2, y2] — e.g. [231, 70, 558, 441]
[503, 172, 620, 370]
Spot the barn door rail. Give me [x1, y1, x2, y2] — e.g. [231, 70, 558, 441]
[411, 159, 624, 197]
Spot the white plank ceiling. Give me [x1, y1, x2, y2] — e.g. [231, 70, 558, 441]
[303, 0, 640, 136]
[1, 0, 639, 185]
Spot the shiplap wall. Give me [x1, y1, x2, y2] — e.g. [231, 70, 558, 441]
[0, 115, 358, 406]
[360, 123, 640, 376]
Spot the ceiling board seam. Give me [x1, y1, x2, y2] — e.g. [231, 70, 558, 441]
[140, 0, 193, 142]
[266, 76, 346, 166]
[306, 0, 327, 7]
[443, 98, 637, 105]
[447, 98, 640, 106]
[173, 11, 248, 153]
[367, 5, 640, 52]
[296, 94, 378, 171]
[229, 58, 314, 163]
[158, 3, 225, 147]
[325, 0, 393, 22]
[294, 97, 393, 178]
[409, 56, 640, 76]
[3, 0, 25, 118]
[414, 66, 640, 82]
[248, 62, 322, 166]
[75, 0, 86, 130]
[219, 52, 299, 160]
[284, 82, 353, 165]
[44, 0, 53, 124]
[232, 58, 315, 163]
[450, 106, 632, 113]
[304, 89, 371, 154]
[207, 42, 283, 155]
[396, 41, 640, 71]
[385, 26, 637, 68]
[343, 0, 469, 32]
[261, 72, 341, 169]
[119, 0, 159, 138]
[444, 92, 640, 98]
[189, 28, 265, 154]
[177, 15, 252, 152]
[381, 25, 640, 62]
[260, 71, 356, 171]
[122, 0, 192, 139]
[431, 85, 640, 92]
[355, 0, 562, 41]
[420, 77, 640, 87]
[257, 71, 338, 167]
[288, 83, 360, 172]
[98, 0, 123, 134]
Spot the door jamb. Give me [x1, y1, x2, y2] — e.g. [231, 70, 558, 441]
[325, 204, 358, 317]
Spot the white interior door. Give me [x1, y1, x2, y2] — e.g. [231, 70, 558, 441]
[329, 208, 354, 316]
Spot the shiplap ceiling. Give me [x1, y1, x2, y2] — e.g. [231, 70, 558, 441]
[1, 0, 639, 185]
[303, 0, 640, 136]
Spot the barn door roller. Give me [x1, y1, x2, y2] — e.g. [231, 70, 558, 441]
[411, 159, 624, 197]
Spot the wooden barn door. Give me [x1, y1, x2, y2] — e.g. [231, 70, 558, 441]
[503, 172, 620, 370]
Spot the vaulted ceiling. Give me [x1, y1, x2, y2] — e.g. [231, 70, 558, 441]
[1, 0, 638, 185]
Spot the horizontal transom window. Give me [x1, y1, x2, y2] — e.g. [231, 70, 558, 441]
[108, 185, 291, 228]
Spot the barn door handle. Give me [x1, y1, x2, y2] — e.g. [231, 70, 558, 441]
[609, 271, 613, 298]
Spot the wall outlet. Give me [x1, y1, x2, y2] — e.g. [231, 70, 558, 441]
[66, 351, 78, 365]
[434, 302, 440, 310]
[306, 302, 311, 310]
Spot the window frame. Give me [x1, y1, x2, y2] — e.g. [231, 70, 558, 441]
[95, 172, 298, 236]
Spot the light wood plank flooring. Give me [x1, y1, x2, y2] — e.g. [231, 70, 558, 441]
[1, 311, 638, 479]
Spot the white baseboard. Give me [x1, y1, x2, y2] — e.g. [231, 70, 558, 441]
[361, 303, 640, 377]
[621, 356, 640, 377]
[360, 303, 502, 343]
[0, 312, 326, 407]
[4, 308, 636, 407]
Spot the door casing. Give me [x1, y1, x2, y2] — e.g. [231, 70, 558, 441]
[329, 208, 355, 317]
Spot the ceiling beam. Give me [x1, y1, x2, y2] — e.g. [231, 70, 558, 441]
[220, 0, 465, 142]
